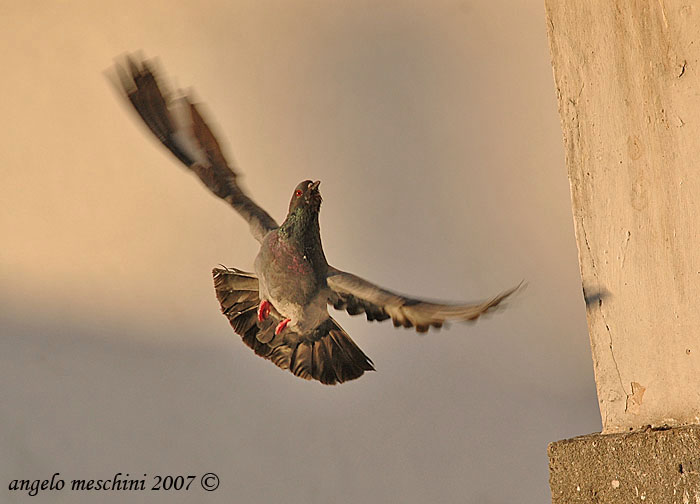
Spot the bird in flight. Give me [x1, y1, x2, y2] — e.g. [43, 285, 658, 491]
[113, 55, 521, 385]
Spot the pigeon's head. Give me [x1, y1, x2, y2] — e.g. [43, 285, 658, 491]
[288, 180, 322, 213]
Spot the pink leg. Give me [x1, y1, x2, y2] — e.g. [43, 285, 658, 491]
[275, 318, 291, 335]
[257, 300, 271, 322]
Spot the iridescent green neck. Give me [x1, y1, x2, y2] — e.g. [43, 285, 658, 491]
[278, 207, 327, 267]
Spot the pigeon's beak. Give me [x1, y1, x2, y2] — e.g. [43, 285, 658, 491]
[307, 180, 322, 207]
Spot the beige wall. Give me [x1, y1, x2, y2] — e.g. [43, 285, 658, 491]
[546, 1, 700, 433]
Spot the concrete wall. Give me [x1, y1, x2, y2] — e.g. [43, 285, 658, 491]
[545, 1, 700, 433]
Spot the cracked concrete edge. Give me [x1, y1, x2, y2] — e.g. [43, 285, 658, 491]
[578, 213, 629, 429]
[579, 215, 630, 410]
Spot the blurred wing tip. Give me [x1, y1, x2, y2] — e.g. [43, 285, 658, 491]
[105, 58, 136, 98]
[500, 279, 527, 301]
[108, 53, 148, 98]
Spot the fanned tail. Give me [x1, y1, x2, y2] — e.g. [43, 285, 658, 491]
[213, 268, 374, 385]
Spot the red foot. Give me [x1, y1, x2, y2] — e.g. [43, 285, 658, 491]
[257, 300, 271, 322]
[275, 318, 291, 335]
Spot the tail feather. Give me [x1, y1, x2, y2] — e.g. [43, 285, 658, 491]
[269, 345, 294, 370]
[213, 267, 374, 384]
[328, 328, 374, 381]
[312, 338, 335, 385]
[291, 342, 314, 381]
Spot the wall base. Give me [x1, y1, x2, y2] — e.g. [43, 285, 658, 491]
[548, 425, 700, 503]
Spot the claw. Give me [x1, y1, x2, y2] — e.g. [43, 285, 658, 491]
[258, 300, 271, 322]
[275, 318, 291, 335]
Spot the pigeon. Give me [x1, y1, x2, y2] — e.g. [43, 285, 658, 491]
[112, 55, 521, 385]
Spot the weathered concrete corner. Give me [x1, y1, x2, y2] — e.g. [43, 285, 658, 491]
[549, 425, 700, 503]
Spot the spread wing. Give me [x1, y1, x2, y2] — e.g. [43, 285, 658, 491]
[112, 55, 278, 243]
[326, 267, 522, 333]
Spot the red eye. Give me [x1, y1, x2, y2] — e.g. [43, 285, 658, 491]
[295, 189, 302, 197]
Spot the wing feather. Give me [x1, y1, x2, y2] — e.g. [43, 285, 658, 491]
[113, 55, 278, 243]
[326, 266, 521, 333]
